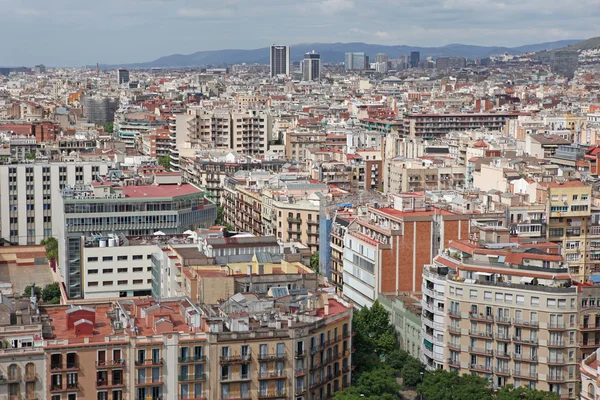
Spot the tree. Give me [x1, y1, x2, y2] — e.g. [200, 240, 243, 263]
[495, 385, 560, 400]
[102, 122, 114, 133]
[418, 370, 491, 400]
[42, 283, 61, 303]
[216, 206, 225, 225]
[25, 153, 36, 160]
[310, 252, 319, 273]
[23, 285, 42, 298]
[385, 349, 409, 371]
[333, 365, 400, 400]
[400, 356, 424, 388]
[41, 237, 58, 262]
[158, 156, 171, 170]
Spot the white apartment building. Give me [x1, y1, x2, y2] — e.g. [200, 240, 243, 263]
[0, 161, 111, 245]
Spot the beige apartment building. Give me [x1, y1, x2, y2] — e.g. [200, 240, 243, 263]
[272, 198, 321, 254]
[424, 228, 578, 398]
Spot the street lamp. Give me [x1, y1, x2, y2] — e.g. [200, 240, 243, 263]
[419, 372, 424, 400]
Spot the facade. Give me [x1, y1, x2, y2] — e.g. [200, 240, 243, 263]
[0, 161, 111, 245]
[428, 230, 578, 398]
[342, 193, 470, 308]
[550, 51, 579, 79]
[303, 51, 321, 81]
[379, 293, 422, 360]
[117, 68, 130, 85]
[344, 53, 368, 71]
[401, 113, 519, 138]
[41, 291, 352, 400]
[56, 182, 216, 299]
[436, 57, 467, 70]
[580, 349, 600, 400]
[410, 52, 420, 68]
[270, 45, 290, 77]
[83, 95, 119, 125]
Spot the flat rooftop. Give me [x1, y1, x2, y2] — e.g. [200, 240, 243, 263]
[122, 183, 201, 198]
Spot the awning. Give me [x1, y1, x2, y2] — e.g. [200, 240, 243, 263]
[520, 277, 535, 284]
[486, 254, 499, 258]
[475, 272, 492, 276]
[590, 275, 600, 283]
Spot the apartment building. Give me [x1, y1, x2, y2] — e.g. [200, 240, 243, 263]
[540, 181, 597, 281]
[379, 293, 422, 360]
[56, 182, 216, 299]
[384, 158, 466, 193]
[330, 213, 352, 296]
[580, 349, 599, 400]
[342, 193, 470, 307]
[41, 290, 352, 400]
[426, 229, 578, 398]
[401, 113, 519, 138]
[141, 128, 171, 158]
[578, 284, 600, 361]
[285, 131, 326, 161]
[0, 292, 45, 400]
[0, 161, 111, 245]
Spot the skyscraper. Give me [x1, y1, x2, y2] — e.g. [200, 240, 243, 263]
[410, 51, 420, 68]
[117, 68, 130, 85]
[375, 53, 389, 73]
[270, 45, 290, 77]
[302, 51, 321, 81]
[550, 51, 579, 79]
[344, 52, 368, 71]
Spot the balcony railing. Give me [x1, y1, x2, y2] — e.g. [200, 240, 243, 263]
[257, 353, 285, 361]
[179, 355, 206, 363]
[179, 374, 206, 381]
[220, 354, 251, 363]
[135, 358, 163, 367]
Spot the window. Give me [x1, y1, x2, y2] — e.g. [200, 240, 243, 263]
[516, 295, 525, 305]
[484, 291, 492, 300]
[132, 255, 143, 260]
[456, 288, 463, 297]
[573, 195, 578, 200]
[504, 294, 513, 303]
[103, 269, 113, 274]
[470, 290, 477, 299]
[102, 256, 113, 262]
[88, 282, 98, 287]
[547, 299, 556, 308]
[133, 267, 143, 273]
[531, 297, 539, 306]
[117, 268, 127, 273]
[118, 280, 127, 285]
[103, 281, 113, 286]
[132, 280, 143, 285]
[558, 299, 566, 309]
[88, 269, 98, 275]
[117, 256, 128, 261]
[495, 293, 503, 302]
[87, 257, 98, 262]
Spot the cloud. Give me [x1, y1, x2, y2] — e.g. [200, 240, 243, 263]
[16, 8, 46, 16]
[375, 31, 393, 39]
[175, 7, 234, 19]
[318, 0, 354, 14]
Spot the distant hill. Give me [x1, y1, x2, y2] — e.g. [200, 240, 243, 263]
[562, 36, 600, 51]
[108, 40, 583, 68]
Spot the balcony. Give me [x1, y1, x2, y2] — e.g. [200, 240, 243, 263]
[0, 374, 20, 384]
[258, 391, 286, 399]
[135, 359, 163, 367]
[257, 353, 286, 362]
[448, 309, 461, 319]
[220, 355, 251, 364]
[512, 353, 538, 363]
[496, 351, 511, 359]
[96, 359, 126, 368]
[469, 312, 494, 322]
[495, 367, 510, 376]
[97, 379, 125, 388]
[179, 374, 206, 382]
[548, 357, 565, 365]
[513, 319, 539, 328]
[258, 371, 286, 380]
[179, 355, 206, 363]
[512, 336, 538, 345]
[513, 370, 538, 380]
[24, 373, 38, 382]
[295, 351, 306, 358]
[50, 382, 80, 392]
[447, 342, 460, 351]
[548, 340, 565, 348]
[135, 377, 164, 386]
[220, 374, 251, 382]
[287, 217, 302, 223]
[548, 322, 566, 330]
[468, 330, 493, 338]
[220, 393, 252, 400]
[469, 364, 493, 373]
[448, 326, 461, 334]
[50, 362, 79, 371]
[547, 374, 565, 383]
[496, 316, 511, 325]
[296, 386, 307, 395]
[496, 332, 511, 341]
[447, 358, 460, 368]
[468, 346, 493, 356]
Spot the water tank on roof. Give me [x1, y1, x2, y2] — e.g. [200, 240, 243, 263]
[99, 239, 107, 248]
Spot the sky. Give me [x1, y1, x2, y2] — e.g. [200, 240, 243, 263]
[0, 0, 598, 66]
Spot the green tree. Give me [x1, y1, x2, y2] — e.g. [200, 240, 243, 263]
[333, 365, 400, 400]
[42, 283, 61, 303]
[400, 356, 424, 388]
[23, 285, 42, 298]
[418, 370, 491, 400]
[41, 237, 58, 262]
[102, 122, 114, 133]
[25, 153, 36, 160]
[310, 252, 319, 272]
[158, 156, 171, 170]
[384, 349, 409, 371]
[495, 385, 560, 400]
[216, 206, 225, 225]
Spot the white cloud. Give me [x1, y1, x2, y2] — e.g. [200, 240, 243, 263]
[176, 7, 234, 18]
[318, 0, 354, 14]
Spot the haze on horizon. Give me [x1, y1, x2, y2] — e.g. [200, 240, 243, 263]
[1, 0, 597, 67]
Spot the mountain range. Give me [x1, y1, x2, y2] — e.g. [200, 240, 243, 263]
[111, 40, 584, 69]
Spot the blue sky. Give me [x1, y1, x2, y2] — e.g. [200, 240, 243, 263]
[1, 0, 597, 66]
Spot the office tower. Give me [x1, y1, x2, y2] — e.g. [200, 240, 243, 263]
[550, 51, 579, 79]
[410, 51, 420, 68]
[344, 52, 367, 71]
[82, 95, 119, 124]
[117, 68, 130, 85]
[33, 64, 46, 74]
[302, 51, 321, 81]
[0, 161, 111, 245]
[270, 45, 290, 77]
[435, 57, 467, 70]
[56, 183, 217, 299]
[375, 53, 389, 73]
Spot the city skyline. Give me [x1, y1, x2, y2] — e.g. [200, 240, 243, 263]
[0, 0, 598, 66]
